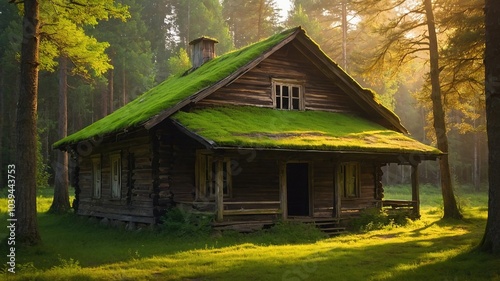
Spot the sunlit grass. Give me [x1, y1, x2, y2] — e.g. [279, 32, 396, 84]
[0, 185, 498, 280]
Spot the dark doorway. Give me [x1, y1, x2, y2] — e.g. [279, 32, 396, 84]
[287, 163, 309, 216]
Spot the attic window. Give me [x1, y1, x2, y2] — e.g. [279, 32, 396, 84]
[273, 80, 304, 110]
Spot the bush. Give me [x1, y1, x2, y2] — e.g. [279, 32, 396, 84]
[350, 208, 411, 232]
[159, 207, 213, 237]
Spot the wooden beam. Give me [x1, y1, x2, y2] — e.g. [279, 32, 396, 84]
[279, 161, 288, 220]
[411, 163, 420, 218]
[215, 159, 224, 222]
[223, 209, 282, 215]
[333, 163, 341, 218]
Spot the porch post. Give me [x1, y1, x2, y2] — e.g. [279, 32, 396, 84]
[215, 159, 224, 222]
[279, 161, 288, 220]
[411, 163, 420, 218]
[333, 163, 341, 218]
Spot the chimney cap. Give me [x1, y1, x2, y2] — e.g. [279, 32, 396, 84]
[189, 36, 219, 45]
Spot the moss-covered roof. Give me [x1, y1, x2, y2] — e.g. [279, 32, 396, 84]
[53, 27, 301, 148]
[172, 106, 441, 155]
[54, 26, 424, 154]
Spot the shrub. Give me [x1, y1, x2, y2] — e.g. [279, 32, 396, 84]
[350, 208, 411, 232]
[159, 206, 213, 237]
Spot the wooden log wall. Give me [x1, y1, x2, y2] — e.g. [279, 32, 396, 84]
[311, 159, 335, 217]
[226, 150, 280, 203]
[75, 132, 156, 224]
[197, 42, 363, 114]
[160, 126, 201, 203]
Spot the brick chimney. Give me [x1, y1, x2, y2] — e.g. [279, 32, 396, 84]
[189, 37, 218, 69]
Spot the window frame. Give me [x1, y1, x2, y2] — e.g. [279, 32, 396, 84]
[338, 162, 360, 198]
[272, 79, 304, 110]
[110, 152, 122, 199]
[91, 154, 102, 199]
[195, 150, 232, 200]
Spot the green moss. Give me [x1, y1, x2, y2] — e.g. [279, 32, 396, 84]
[172, 106, 441, 154]
[53, 27, 301, 148]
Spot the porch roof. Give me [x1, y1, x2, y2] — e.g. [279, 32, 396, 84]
[172, 106, 442, 157]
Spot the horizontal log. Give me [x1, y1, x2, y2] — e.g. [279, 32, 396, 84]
[223, 201, 280, 205]
[223, 208, 282, 216]
[77, 209, 155, 224]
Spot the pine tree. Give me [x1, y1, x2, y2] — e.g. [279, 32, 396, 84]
[480, 0, 500, 254]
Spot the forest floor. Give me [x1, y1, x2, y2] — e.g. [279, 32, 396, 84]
[0, 185, 499, 281]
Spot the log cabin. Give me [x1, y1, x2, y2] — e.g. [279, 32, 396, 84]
[54, 27, 442, 232]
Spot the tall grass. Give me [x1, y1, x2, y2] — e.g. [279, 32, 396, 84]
[0, 185, 497, 281]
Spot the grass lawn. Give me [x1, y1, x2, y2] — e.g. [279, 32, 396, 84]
[0, 186, 499, 281]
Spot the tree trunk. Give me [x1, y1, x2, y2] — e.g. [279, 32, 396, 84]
[14, 0, 41, 245]
[480, 0, 500, 254]
[50, 56, 71, 214]
[101, 80, 108, 118]
[341, 0, 348, 70]
[423, 0, 462, 219]
[122, 59, 127, 107]
[0, 64, 4, 182]
[108, 67, 114, 113]
[257, 0, 264, 40]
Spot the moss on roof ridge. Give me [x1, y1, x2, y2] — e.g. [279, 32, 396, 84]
[172, 106, 441, 154]
[54, 27, 301, 148]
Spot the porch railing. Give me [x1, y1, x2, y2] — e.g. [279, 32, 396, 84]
[222, 201, 281, 216]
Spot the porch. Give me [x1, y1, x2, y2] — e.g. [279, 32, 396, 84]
[195, 152, 422, 232]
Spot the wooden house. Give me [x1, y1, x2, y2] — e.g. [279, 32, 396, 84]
[54, 27, 441, 231]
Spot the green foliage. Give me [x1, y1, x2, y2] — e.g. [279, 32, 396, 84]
[286, 4, 321, 40]
[52, 256, 81, 270]
[92, 0, 155, 104]
[174, 0, 234, 55]
[159, 207, 213, 237]
[36, 134, 50, 189]
[36, 0, 130, 77]
[166, 48, 191, 77]
[350, 208, 411, 232]
[173, 106, 441, 153]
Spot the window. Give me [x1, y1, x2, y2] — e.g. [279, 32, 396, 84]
[273, 80, 304, 110]
[338, 162, 360, 198]
[110, 152, 121, 199]
[91, 155, 101, 199]
[196, 150, 232, 199]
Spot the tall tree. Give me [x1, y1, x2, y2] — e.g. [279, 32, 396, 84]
[290, 0, 357, 65]
[0, 1, 21, 187]
[352, 0, 463, 219]
[39, 0, 129, 213]
[480, 0, 500, 254]
[223, 0, 280, 48]
[141, 0, 176, 83]
[93, 0, 155, 111]
[14, 0, 42, 245]
[174, 0, 233, 54]
[424, 0, 461, 219]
